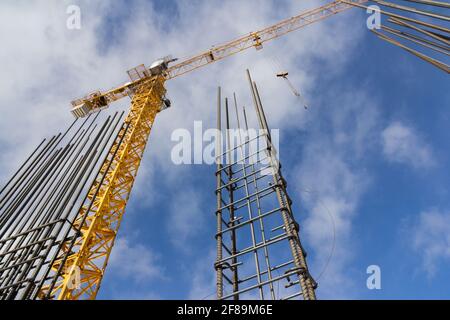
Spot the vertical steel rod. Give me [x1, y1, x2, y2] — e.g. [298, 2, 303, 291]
[242, 106, 276, 300]
[232, 93, 265, 299]
[225, 98, 239, 300]
[215, 87, 224, 300]
[247, 69, 316, 300]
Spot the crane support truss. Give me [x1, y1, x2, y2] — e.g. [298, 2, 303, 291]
[165, 0, 367, 79]
[39, 76, 166, 300]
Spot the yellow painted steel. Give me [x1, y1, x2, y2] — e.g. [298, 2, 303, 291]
[40, 76, 166, 300]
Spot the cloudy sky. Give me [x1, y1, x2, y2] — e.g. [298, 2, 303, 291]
[0, 0, 448, 299]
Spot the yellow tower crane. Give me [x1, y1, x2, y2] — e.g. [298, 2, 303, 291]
[40, 0, 367, 300]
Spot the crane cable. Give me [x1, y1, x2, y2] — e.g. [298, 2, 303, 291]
[264, 53, 310, 110]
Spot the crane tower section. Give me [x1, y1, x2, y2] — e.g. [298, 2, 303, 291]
[40, 76, 167, 299]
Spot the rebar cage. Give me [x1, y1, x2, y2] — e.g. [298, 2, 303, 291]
[214, 70, 317, 300]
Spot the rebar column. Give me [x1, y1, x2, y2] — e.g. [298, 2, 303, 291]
[247, 70, 317, 300]
[215, 87, 224, 300]
[214, 70, 317, 300]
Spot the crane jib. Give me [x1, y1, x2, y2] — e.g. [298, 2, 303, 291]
[68, 0, 367, 119]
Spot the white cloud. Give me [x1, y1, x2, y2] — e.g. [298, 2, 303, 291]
[167, 189, 204, 249]
[187, 249, 217, 300]
[298, 155, 365, 298]
[408, 209, 450, 277]
[108, 237, 164, 282]
[381, 122, 435, 169]
[295, 91, 380, 298]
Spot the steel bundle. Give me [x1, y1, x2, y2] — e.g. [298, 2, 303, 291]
[0, 111, 125, 299]
[344, 0, 450, 73]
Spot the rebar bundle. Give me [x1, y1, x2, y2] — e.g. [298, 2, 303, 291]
[214, 70, 317, 300]
[0, 111, 125, 299]
[345, 0, 450, 72]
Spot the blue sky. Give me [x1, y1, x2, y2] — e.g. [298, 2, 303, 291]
[0, 0, 448, 299]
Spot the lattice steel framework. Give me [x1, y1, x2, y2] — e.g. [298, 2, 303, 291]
[215, 71, 316, 300]
[38, 76, 167, 300]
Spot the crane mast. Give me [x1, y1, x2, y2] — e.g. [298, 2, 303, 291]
[41, 0, 366, 300]
[39, 77, 166, 299]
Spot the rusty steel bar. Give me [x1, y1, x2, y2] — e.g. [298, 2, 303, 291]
[215, 87, 224, 300]
[388, 17, 450, 46]
[342, 0, 450, 33]
[372, 0, 450, 22]
[400, 0, 450, 9]
[382, 25, 450, 56]
[372, 28, 450, 72]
